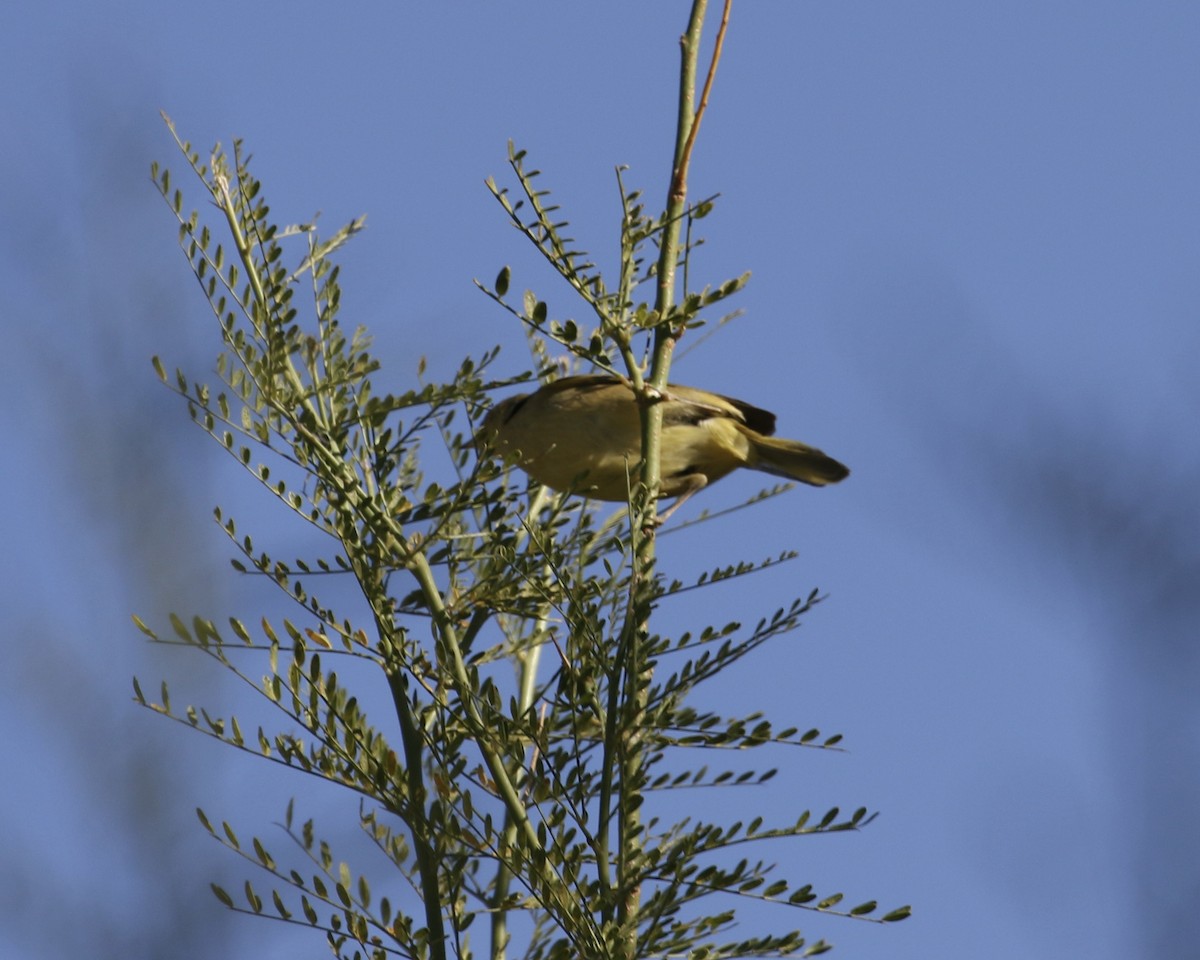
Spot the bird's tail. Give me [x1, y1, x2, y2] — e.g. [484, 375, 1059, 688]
[743, 430, 850, 487]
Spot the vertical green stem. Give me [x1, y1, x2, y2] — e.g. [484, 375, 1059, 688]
[490, 491, 552, 960]
[384, 664, 450, 960]
[613, 5, 713, 960]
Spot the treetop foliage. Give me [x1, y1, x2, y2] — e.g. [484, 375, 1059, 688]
[135, 6, 908, 958]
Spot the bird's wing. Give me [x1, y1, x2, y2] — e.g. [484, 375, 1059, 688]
[663, 384, 778, 437]
[536, 374, 623, 399]
[523, 376, 779, 438]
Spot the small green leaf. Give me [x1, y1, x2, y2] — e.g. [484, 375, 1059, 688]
[229, 618, 252, 644]
[130, 614, 157, 639]
[788, 884, 815, 904]
[169, 613, 191, 643]
[244, 880, 263, 913]
[253, 837, 275, 870]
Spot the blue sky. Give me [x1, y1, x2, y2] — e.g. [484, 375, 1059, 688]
[2, 3, 1198, 958]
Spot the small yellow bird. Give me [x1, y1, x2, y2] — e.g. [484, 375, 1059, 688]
[478, 375, 848, 517]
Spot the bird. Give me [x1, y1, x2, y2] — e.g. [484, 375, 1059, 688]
[477, 375, 848, 518]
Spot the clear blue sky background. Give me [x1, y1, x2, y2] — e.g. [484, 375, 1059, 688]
[2, 3, 1197, 959]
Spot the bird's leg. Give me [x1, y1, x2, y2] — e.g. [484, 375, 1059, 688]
[654, 473, 708, 525]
